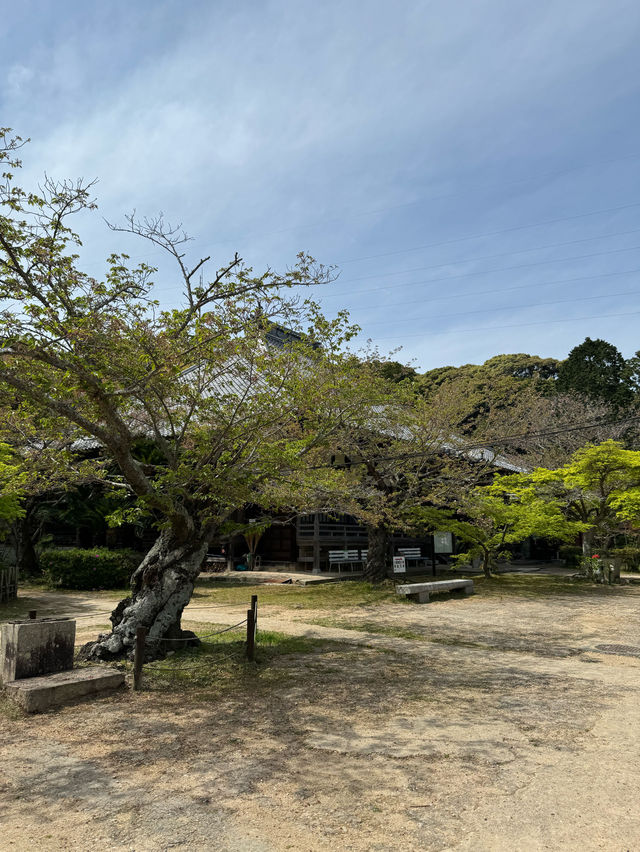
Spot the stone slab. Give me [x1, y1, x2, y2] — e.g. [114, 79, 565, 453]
[1, 618, 75, 684]
[396, 579, 474, 602]
[3, 666, 125, 713]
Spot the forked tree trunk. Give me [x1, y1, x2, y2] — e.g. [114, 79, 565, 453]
[79, 529, 209, 661]
[364, 525, 391, 583]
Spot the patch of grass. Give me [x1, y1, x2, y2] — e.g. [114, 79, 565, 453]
[309, 616, 425, 641]
[135, 622, 330, 694]
[0, 694, 23, 720]
[468, 573, 638, 599]
[190, 578, 406, 610]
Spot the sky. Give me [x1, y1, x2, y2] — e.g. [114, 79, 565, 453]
[2, 0, 640, 371]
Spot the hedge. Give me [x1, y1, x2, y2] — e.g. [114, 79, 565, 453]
[40, 547, 140, 590]
[559, 544, 583, 567]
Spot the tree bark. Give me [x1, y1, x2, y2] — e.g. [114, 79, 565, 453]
[79, 528, 209, 661]
[481, 548, 492, 579]
[12, 508, 39, 577]
[364, 525, 391, 582]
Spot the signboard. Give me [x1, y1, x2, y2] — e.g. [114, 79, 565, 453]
[392, 556, 406, 574]
[433, 532, 453, 554]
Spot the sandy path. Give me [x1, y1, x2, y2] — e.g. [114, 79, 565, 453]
[2, 587, 640, 850]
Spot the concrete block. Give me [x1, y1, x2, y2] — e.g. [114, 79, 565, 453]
[1, 618, 75, 684]
[410, 591, 430, 603]
[4, 666, 125, 713]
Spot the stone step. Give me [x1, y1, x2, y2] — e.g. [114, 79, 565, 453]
[4, 667, 125, 713]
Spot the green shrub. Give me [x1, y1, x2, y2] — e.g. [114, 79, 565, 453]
[559, 545, 582, 567]
[40, 547, 140, 590]
[609, 546, 640, 571]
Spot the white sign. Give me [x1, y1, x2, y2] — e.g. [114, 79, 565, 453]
[393, 556, 406, 573]
[433, 532, 453, 554]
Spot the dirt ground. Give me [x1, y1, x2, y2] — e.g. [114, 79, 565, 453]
[1, 583, 640, 851]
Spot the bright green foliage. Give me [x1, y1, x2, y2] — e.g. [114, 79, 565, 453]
[0, 442, 24, 525]
[494, 440, 640, 555]
[411, 488, 585, 577]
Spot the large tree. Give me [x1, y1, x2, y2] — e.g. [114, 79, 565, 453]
[556, 337, 632, 408]
[0, 130, 357, 659]
[316, 358, 491, 581]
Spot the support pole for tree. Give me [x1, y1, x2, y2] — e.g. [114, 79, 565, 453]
[133, 626, 147, 691]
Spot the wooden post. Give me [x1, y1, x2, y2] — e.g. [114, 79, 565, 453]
[312, 513, 321, 572]
[133, 626, 147, 691]
[250, 594, 258, 635]
[246, 609, 255, 661]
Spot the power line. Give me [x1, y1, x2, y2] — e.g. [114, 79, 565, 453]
[123, 201, 640, 287]
[319, 242, 640, 300]
[360, 288, 640, 329]
[336, 200, 640, 265]
[299, 415, 640, 472]
[366, 308, 640, 342]
[148, 239, 640, 300]
[179, 155, 640, 252]
[327, 224, 640, 284]
[343, 267, 640, 315]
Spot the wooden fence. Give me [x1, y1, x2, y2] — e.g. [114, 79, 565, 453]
[0, 564, 18, 603]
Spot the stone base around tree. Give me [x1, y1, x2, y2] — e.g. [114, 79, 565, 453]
[3, 667, 125, 713]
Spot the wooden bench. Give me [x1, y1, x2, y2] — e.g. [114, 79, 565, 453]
[395, 579, 474, 603]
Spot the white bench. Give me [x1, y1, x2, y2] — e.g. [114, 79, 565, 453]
[328, 550, 363, 573]
[397, 547, 426, 568]
[396, 579, 474, 603]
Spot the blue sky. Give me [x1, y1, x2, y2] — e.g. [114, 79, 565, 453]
[2, 0, 640, 370]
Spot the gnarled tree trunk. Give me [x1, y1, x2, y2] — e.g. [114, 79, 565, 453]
[364, 524, 391, 582]
[79, 529, 209, 661]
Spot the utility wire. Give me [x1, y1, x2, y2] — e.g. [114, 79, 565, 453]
[341, 267, 640, 316]
[147, 225, 640, 298]
[320, 242, 640, 299]
[296, 414, 640, 472]
[360, 288, 640, 330]
[336, 200, 640, 265]
[331, 226, 640, 278]
[369, 308, 640, 341]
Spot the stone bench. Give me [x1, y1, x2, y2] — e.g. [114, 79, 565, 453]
[396, 579, 474, 603]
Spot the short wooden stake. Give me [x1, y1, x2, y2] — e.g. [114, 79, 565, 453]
[246, 609, 255, 661]
[250, 594, 258, 634]
[133, 626, 147, 691]
[28, 610, 37, 620]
